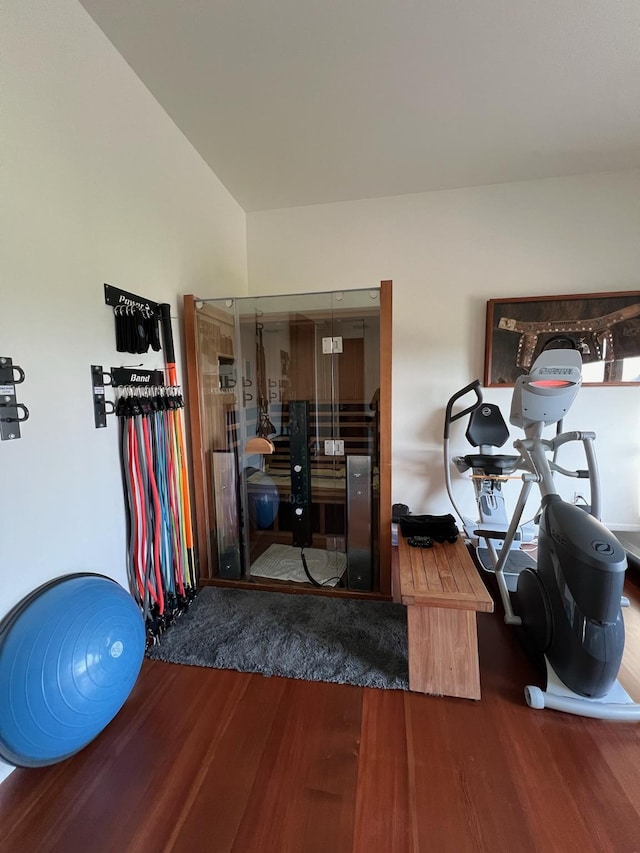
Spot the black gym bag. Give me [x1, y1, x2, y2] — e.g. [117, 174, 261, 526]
[399, 513, 459, 543]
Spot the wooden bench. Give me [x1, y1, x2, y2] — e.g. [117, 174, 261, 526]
[398, 534, 494, 700]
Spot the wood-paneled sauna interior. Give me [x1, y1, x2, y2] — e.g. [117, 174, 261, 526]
[183, 282, 392, 598]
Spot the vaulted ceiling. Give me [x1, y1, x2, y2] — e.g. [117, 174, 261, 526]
[80, 0, 640, 211]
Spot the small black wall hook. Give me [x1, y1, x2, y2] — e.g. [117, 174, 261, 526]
[0, 403, 30, 423]
[9, 365, 25, 384]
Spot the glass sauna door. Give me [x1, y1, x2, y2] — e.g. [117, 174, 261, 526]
[192, 288, 381, 594]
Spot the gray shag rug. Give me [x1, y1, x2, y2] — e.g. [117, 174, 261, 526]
[147, 586, 409, 690]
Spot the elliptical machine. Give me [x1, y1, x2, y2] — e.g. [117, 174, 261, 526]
[445, 348, 639, 719]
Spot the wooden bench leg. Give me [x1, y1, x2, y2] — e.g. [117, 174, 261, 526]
[407, 605, 481, 700]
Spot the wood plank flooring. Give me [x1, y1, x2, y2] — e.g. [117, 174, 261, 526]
[0, 573, 638, 853]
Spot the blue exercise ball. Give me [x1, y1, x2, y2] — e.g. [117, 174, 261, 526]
[0, 574, 145, 768]
[244, 466, 280, 529]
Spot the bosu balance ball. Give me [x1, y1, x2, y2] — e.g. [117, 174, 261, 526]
[0, 574, 145, 768]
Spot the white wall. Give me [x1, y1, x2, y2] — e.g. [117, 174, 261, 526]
[0, 0, 247, 783]
[247, 171, 640, 528]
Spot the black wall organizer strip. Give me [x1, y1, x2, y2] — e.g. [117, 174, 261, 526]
[0, 356, 29, 441]
[111, 368, 165, 388]
[104, 283, 160, 316]
[91, 364, 113, 429]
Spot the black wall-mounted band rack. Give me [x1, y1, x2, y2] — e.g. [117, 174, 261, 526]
[104, 283, 160, 317]
[104, 283, 163, 354]
[92, 366, 166, 428]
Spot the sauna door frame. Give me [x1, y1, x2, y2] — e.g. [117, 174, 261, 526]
[183, 280, 393, 599]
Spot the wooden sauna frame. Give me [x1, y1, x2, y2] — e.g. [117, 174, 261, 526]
[183, 281, 393, 599]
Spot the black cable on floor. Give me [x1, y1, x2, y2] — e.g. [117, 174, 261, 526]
[300, 548, 345, 588]
[300, 548, 322, 587]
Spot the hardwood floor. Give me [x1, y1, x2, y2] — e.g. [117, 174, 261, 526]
[0, 575, 639, 853]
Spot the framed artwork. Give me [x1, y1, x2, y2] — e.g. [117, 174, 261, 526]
[484, 290, 640, 386]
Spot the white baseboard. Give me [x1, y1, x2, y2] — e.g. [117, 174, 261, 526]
[0, 762, 15, 786]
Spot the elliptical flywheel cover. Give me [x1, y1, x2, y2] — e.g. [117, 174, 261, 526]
[0, 574, 145, 768]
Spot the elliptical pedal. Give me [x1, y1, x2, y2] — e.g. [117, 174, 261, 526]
[476, 547, 536, 574]
[476, 547, 536, 592]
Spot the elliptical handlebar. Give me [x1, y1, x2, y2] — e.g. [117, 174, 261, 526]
[443, 380, 483, 439]
[443, 379, 484, 526]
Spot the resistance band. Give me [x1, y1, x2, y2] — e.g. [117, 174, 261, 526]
[116, 385, 193, 634]
[160, 304, 196, 589]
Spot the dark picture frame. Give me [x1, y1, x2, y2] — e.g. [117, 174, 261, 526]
[484, 290, 640, 387]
